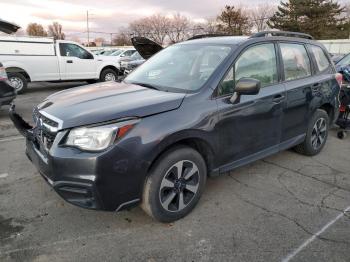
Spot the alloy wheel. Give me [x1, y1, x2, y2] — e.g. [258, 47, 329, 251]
[159, 160, 200, 212]
[10, 77, 23, 91]
[311, 117, 327, 150]
[104, 73, 116, 81]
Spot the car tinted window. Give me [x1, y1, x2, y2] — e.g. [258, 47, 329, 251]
[310, 45, 330, 72]
[218, 43, 277, 96]
[60, 43, 93, 59]
[280, 43, 311, 81]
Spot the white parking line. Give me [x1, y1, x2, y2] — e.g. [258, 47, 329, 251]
[0, 173, 8, 178]
[282, 205, 350, 262]
[0, 136, 24, 143]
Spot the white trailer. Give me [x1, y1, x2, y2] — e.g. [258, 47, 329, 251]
[0, 36, 121, 93]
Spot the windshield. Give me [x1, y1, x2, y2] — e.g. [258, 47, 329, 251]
[124, 44, 232, 92]
[110, 50, 123, 56]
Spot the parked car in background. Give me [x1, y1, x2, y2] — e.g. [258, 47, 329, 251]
[335, 53, 350, 84]
[0, 36, 121, 93]
[10, 31, 341, 222]
[119, 52, 145, 74]
[99, 49, 121, 56]
[0, 19, 18, 107]
[122, 58, 145, 76]
[330, 53, 345, 64]
[101, 48, 136, 60]
[0, 62, 16, 109]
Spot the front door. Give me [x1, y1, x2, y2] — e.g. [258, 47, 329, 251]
[215, 43, 285, 170]
[59, 43, 97, 80]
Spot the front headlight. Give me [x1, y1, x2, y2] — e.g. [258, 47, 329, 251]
[65, 120, 137, 151]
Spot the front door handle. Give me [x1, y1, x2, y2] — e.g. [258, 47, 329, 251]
[272, 94, 285, 104]
[67, 60, 73, 63]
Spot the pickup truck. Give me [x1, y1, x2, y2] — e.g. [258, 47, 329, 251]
[0, 36, 121, 93]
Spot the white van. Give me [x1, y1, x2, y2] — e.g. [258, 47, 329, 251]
[0, 36, 121, 93]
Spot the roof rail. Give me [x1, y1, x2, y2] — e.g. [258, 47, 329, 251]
[250, 31, 313, 40]
[187, 34, 228, 41]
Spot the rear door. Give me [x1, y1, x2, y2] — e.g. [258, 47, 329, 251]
[279, 42, 333, 142]
[215, 43, 286, 169]
[58, 43, 97, 80]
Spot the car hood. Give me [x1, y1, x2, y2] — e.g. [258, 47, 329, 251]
[38, 81, 186, 130]
[131, 37, 163, 59]
[0, 19, 20, 34]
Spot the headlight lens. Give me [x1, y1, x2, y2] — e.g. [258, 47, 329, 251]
[65, 120, 137, 151]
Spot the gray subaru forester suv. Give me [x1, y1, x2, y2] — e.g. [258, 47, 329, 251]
[11, 31, 341, 222]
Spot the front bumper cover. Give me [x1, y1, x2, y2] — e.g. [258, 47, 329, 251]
[9, 104, 146, 211]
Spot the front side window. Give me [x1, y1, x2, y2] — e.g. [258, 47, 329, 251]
[310, 45, 330, 72]
[218, 43, 278, 96]
[280, 43, 311, 81]
[125, 44, 232, 92]
[60, 43, 93, 59]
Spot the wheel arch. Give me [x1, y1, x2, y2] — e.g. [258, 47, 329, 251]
[6, 67, 31, 82]
[147, 134, 216, 177]
[99, 65, 119, 78]
[319, 103, 335, 122]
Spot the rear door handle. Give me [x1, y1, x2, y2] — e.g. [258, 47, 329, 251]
[67, 60, 73, 63]
[272, 94, 285, 103]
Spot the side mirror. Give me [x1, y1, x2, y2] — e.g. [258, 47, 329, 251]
[235, 78, 261, 95]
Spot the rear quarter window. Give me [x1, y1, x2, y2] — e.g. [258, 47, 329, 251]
[309, 45, 331, 72]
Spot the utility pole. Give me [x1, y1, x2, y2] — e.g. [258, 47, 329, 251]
[86, 10, 90, 47]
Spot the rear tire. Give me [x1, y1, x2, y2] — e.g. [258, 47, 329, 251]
[141, 146, 207, 222]
[100, 69, 118, 82]
[294, 109, 329, 156]
[8, 72, 28, 94]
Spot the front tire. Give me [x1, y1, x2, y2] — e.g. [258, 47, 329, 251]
[294, 109, 329, 156]
[100, 69, 118, 82]
[141, 146, 207, 222]
[8, 72, 28, 94]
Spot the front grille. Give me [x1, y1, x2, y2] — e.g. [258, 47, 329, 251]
[33, 110, 59, 151]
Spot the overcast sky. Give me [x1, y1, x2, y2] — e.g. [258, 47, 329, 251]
[1, 0, 348, 40]
[1, 0, 281, 39]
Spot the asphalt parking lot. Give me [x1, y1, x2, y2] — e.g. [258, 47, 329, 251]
[1, 83, 350, 262]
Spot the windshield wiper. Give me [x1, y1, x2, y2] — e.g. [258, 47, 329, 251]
[129, 82, 160, 90]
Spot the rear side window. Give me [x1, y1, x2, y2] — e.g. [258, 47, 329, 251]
[218, 43, 278, 96]
[309, 45, 330, 72]
[280, 43, 311, 81]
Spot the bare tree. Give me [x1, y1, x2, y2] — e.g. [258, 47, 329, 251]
[201, 18, 219, 34]
[113, 28, 132, 46]
[26, 23, 47, 37]
[94, 37, 106, 46]
[129, 14, 170, 45]
[167, 13, 191, 43]
[249, 4, 276, 32]
[48, 22, 65, 40]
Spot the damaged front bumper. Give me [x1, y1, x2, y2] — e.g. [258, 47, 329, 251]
[9, 104, 144, 212]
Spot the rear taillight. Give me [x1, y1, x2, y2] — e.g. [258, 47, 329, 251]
[335, 73, 343, 87]
[0, 66, 8, 81]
